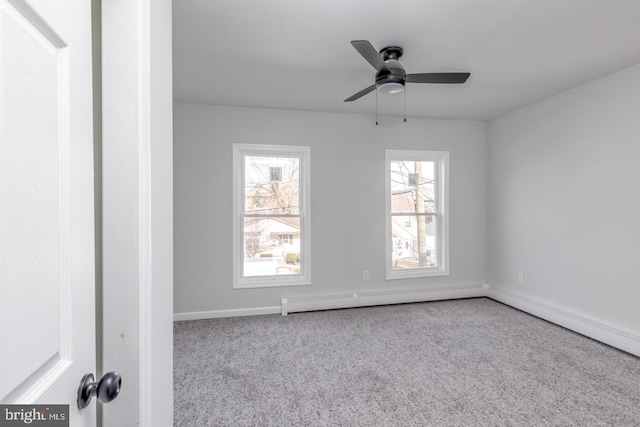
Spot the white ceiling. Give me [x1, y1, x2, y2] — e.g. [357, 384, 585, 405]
[173, 0, 640, 121]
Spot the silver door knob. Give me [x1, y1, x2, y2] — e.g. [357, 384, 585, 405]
[77, 371, 122, 409]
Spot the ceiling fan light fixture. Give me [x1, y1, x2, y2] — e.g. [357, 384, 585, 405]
[377, 82, 404, 94]
[344, 40, 471, 104]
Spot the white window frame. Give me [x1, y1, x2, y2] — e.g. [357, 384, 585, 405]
[385, 149, 449, 280]
[232, 144, 311, 288]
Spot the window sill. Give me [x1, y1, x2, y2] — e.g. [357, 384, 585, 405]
[386, 268, 449, 281]
[233, 278, 311, 289]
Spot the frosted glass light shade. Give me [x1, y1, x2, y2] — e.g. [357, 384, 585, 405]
[377, 82, 404, 94]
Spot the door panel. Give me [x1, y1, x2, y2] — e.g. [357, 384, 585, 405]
[0, 0, 96, 424]
[0, 0, 66, 400]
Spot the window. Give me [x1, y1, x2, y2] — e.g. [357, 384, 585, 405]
[385, 150, 449, 279]
[279, 234, 293, 244]
[233, 144, 311, 288]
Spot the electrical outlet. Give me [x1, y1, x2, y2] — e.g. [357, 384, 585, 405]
[517, 273, 524, 285]
[363, 270, 369, 281]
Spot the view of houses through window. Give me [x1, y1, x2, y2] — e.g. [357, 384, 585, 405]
[242, 154, 302, 277]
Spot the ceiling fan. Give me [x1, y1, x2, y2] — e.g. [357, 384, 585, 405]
[344, 40, 470, 102]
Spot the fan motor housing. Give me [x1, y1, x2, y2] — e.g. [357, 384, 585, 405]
[376, 46, 406, 87]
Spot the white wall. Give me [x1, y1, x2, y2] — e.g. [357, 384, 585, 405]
[488, 63, 640, 335]
[174, 104, 487, 314]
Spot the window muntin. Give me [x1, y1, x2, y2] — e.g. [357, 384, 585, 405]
[386, 150, 449, 279]
[233, 144, 311, 288]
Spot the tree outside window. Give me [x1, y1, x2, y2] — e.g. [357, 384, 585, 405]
[386, 150, 449, 279]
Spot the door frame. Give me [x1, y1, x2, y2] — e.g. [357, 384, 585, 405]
[101, 0, 173, 425]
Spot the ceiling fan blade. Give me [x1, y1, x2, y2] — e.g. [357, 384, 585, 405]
[344, 84, 377, 102]
[351, 40, 389, 73]
[406, 72, 470, 84]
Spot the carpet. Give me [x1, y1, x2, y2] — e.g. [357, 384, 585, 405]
[174, 298, 640, 426]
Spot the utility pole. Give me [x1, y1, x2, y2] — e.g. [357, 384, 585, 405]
[415, 161, 428, 267]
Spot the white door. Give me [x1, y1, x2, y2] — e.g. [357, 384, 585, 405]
[0, 0, 97, 424]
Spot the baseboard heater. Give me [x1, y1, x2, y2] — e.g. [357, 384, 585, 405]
[281, 284, 485, 315]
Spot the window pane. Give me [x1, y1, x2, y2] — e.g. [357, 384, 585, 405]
[390, 160, 435, 214]
[391, 214, 437, 270]
[243, 216, 301, 277]
[245, 155, 299, 214]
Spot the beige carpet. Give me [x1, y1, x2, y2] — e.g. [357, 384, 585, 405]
[174, 298, 640, 426]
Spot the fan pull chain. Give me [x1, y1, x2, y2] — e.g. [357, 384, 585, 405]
[375, 87, 378, 125]
[404, 85, 407, 123]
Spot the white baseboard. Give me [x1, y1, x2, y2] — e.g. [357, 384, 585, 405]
[485, 285, 640, 357]
[174, 306, 281, 321]
[173, 285, 640, 358]
[281, 283, 486, 315]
